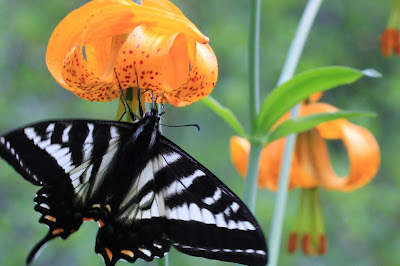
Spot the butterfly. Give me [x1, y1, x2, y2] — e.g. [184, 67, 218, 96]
[0, 98, 268, 265]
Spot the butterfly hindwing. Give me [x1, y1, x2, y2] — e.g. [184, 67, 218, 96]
[0, 120, 136, 262]
[93, 126, 267, 265]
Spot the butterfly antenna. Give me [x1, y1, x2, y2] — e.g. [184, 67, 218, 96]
[152, 90, 155, 110]
[133, 64, 144, 118]
[159, 102, 166, 116]
[160, 123, 200, 131]
[159, 91, 166, 116]
[114, 68, 136, 121]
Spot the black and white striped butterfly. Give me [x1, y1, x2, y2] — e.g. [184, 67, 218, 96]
[0, 104, 268, 265]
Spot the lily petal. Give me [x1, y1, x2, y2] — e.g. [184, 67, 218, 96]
[165, 43, 218, 106]
[143, 0, 185, 15]
[46, 0, 133, 88]
[301, 103, 380, 191]
[46, 0, 208, 92]
[316, 122, 380, 191]
[62, 43, 118, 101]
[114, 25, 183, 102]
[300, 102, 343, 139]
[230, 136, 307, 191]
[85, 37, 113, 78]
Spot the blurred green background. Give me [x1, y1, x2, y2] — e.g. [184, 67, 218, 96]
[0, 0, 396, 265]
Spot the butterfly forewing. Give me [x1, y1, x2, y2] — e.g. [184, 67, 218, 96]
[157, 136, 268, 265]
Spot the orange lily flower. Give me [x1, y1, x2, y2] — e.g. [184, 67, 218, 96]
[380, 0, 400, 57]
[230, 99, 380, 192]
[46, 0, 218, 107]
[381, 29, 400, 57]
[230, 95, 380, 255]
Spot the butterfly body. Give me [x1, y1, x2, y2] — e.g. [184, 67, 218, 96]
[0, 109, 268, 266]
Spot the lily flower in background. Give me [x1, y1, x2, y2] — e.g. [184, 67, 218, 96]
[230, 93, 380, 254]
[380, 0, 400, 57]
[46, 0, 218, 106]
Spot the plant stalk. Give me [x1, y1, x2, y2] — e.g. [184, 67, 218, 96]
[242, 142, 263, 211]
[268, 1, 323, 265]
[249, 0, 261, 133]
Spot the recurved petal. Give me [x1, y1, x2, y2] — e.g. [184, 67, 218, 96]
[46, 0, 133, 88]
[297, 105, 380, 191]
[114, 25, 179, 101]
[81, 4, 209, 45]
[308, 92, 323, 103]
[62, 44, 118, 101]
[301, 102, 343, 139]
[320, 122, 380, 191]
[85, 37, 113, 78]
[230, 136, 249, 178]
[230, 136, 308, 191]
[143, 0, 185, 16]
[164, 43, 218, 106]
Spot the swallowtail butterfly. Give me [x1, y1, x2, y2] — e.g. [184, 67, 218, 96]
[0, 105, 268, 265]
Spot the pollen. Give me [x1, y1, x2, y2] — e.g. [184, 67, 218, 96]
[318, 234, 327, 254]
[287, 233, 297, 253]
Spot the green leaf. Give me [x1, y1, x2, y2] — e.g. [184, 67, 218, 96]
[265, 110, 376, 145]
[255, 66, 379, 136]
[201, 96, 246, 138]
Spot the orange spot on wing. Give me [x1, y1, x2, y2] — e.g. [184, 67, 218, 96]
[83, 217, 95, 222]
[52, 228, 64, 235]
[98, 219, 105, 228]
[44, 215, 56, 222]
[121, 249, 135, 258]
[105, 248, 113, 261]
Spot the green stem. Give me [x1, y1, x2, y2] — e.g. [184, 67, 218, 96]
[241, 0, 261, 219]
[295, 190, 307, 234]
[388, 0, 400, 28]
[242, 142, 263, 212]
[249, 0, 261, 133]
[315, 188, 324, 234]
[268, 1, 322, 266]
[238, 3, 262, 266]
[158, 256, 169, 266]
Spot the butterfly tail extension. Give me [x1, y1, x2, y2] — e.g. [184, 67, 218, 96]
[26, 232, 57, 264]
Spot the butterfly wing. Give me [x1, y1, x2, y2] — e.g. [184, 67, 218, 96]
[0, 114, 268, 265]
[94, 134, 268, 266]
[0, 120, 134, 263]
